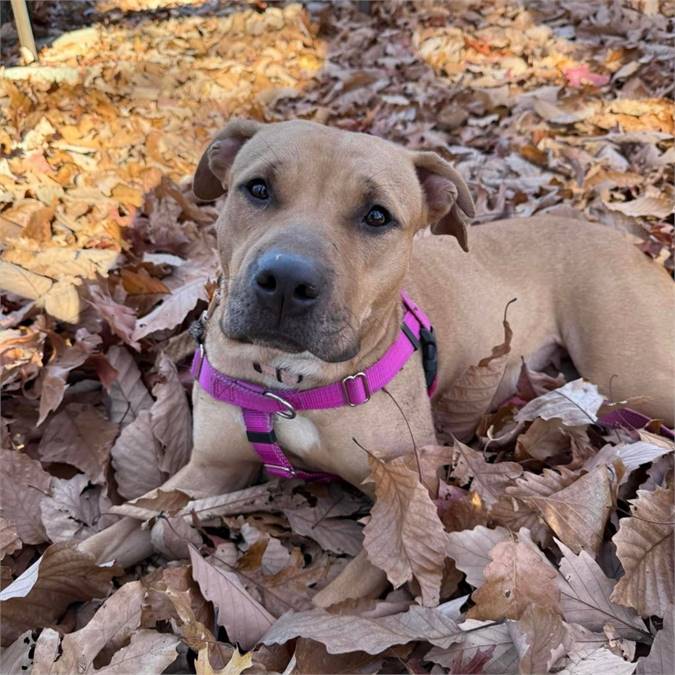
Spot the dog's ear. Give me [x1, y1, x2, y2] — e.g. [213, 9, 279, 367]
[412, 151, 475, 251]
[192, 119, 262, 201]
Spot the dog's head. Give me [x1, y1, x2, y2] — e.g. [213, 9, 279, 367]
[193, 120, 474, 364]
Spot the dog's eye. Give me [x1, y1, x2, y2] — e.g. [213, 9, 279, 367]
[246, 178, 269, 201]
[364, 205, 391, 228]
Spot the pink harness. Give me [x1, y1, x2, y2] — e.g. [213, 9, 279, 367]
[191, 291, 437, 481]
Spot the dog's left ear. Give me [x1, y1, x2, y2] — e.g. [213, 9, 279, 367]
[412, 151, 475, 251]
[193, 119, 262, 201]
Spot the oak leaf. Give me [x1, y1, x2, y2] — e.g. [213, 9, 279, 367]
[362, 454, 446, 606]
[611, 485, 673, 617]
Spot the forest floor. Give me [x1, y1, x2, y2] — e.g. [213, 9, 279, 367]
[0, 1, 673, 674]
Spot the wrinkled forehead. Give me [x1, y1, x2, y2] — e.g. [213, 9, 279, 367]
[231, 122, 424, 224]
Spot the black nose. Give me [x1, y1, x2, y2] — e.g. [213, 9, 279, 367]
[253, 251, 325, 317]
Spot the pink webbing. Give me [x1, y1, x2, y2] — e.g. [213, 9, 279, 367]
[192, 291, 434, 480]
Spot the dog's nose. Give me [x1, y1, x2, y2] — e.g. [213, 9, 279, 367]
[253, 251, 325, 316]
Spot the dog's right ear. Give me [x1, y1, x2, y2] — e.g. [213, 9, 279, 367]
[192, 119, 262, 201]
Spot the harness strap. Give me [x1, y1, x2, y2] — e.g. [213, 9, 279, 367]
[191, 291, 436, 481]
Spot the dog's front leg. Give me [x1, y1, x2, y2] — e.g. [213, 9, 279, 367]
[78, 458, 260, 567]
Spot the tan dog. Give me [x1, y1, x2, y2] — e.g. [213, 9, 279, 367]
[81, 120, 674, 596]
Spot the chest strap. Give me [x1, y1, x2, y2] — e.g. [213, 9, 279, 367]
[191, 291, 437, 480]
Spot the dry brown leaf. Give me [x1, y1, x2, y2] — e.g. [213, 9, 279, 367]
[0, 449, 51, 545]
[515, 379, 604, 426]
[261, 604, 463, 655]
[189, 544, 275, 650]
[151, 515, 201, 559]
[0, 517, 22, 559]
[38, 403, 118, 484]
[133, 264, 212, 341]
[95, 630, 180, 674]
[196, 647, 253, 675]
[611, 485, 674, 617]
[516, 418, 572, 462]
[105, 345, 153, 426]
[40, 474, 116, 544]
[445, 525, 511, 588]
[637, 605, 674, 674]
[605, 193, 674, 219]
[557, 645, 637, 675]
[88, 284, 140, 350]
[0, 630, 35, 674]
[585, 439, 674, 476]
[433, 305, 513, 440]
[490, 467, 580, 546]
[517, 605, 567, 674]
[150, 352, 192, 474]
[362, 454, 446, 606]
[283, 506, 363, 556]
[37, 329, 101, 425]
[468, 528, 560, 621]
[0, 543, 121, 646]
[449, 439, 523, 508]
[520, 465, 616, 556]
[425, 619, 519, 674]
[110, 409, 167, 500]
[556, 539, 648, 641]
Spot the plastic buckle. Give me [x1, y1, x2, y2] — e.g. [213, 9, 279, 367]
[341, 372, 371, 407]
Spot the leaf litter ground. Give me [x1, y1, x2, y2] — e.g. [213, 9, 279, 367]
[0, 1, 673, 673]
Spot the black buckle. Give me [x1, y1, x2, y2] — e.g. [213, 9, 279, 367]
[419, 326, 438, 391]
[189, 310, 208, 344]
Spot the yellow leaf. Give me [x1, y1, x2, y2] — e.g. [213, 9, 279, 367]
[196, 647, 253, 675]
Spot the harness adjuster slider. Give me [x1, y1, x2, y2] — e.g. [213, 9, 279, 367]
[342, 371, 371, 407]
[264, 463, 297, 477]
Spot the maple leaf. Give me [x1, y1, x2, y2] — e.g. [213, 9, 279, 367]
[611, 485, 674, 617]
[362, 454, 446, 606]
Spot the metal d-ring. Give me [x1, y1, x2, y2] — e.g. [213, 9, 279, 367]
[263, 391, 296, 419]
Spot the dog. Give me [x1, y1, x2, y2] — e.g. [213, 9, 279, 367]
[80, 119, 674, 600]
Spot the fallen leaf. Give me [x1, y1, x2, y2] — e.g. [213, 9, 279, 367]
[105, 345, 153, 426]
[110, 409, 167, 500]
[519, 465, 616, 556]
[515, 379, 604, 426]
[0, 517, 22, 559]
[611, 485, 673, 617]
[433, 304, 513, 440]
[468, 528, 560, 621]
[40, 474, 116, 544]
[38, 403, 118, 484]
[517, 605, 567, 674]
[150, 352, 192, 475]
[556, 539, 648, 641]
[189, 544, 275, 650]
[362, 454, 446, 606]
[637, 605, 674, 674]
[445, 525, 511, 588]
[0, 543, 121, 646]
[196, 647, 253, 675]
[0, 449, 52, 545]
[283, 507, 363, 556]
[88, 284, 140, 350]
[449, 439, 522, 508]
[262, 604, 463, 655]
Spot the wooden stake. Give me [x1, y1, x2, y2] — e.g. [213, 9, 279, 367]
[10, 0, 38, 64]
